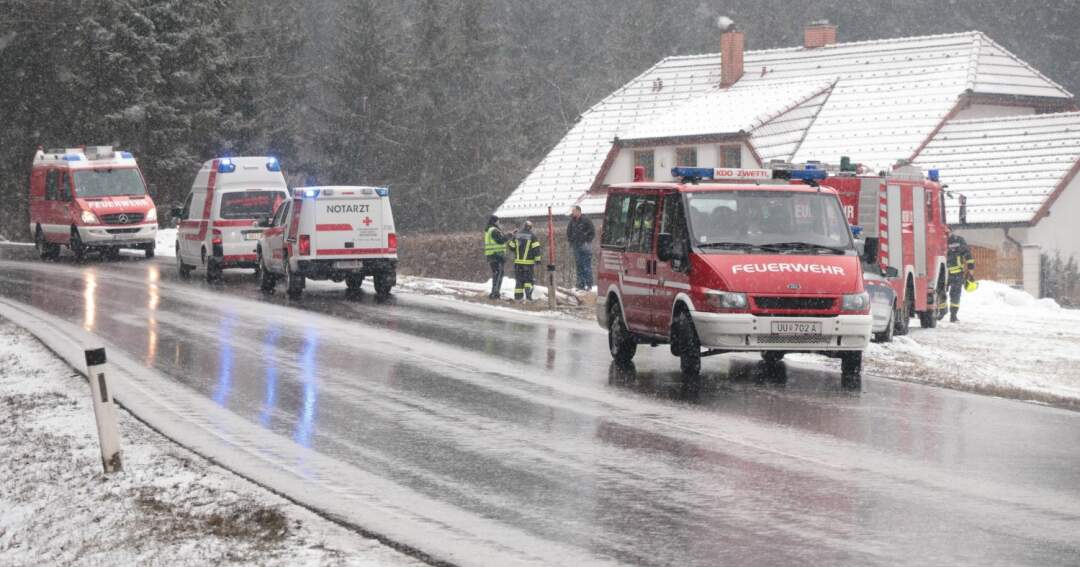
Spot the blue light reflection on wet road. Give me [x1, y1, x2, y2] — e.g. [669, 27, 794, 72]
[260, 327, 281, 428]
[294, 327, 319, 448]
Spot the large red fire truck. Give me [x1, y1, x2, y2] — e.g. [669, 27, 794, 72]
[596, 165, 873, 388]
[805, 162, 950, 336]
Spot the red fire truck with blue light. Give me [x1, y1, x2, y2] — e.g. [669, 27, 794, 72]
[597, 165, 872, 387]
[29, 146, 158, 260]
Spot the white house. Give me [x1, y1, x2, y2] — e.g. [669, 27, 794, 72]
[496, 23, 1078, 295]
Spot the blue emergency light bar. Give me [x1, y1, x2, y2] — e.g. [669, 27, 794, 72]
[671, 167, 715, 179]
[266, 157, 281, 172]
[928, 169, 940, 182]
[302, 188, 320, 198]
[217, 158, 236, 173]
[375, 187, 389, 197]
[62, 154, 84, 161]
[119, 151, 133, 159]
[787, 168, 827, 181]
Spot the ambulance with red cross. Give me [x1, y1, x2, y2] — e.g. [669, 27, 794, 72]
[172, 157, 289, 282]
[257, 185, 398, 298]
[596, 165, 872, 387]
[29, 146, 158, 260]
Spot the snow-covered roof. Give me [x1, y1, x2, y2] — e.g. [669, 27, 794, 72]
[913, 112, 1080, 225]
[496, 31, 1072, 219]
[621, 80, 835, 142]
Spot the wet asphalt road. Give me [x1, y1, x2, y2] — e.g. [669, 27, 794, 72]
[2, 246, 1079, 566]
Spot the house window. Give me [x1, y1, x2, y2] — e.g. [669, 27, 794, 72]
[675, 147, 697, 167]
[719, 145, 741, 168]
[633, 150, 654, 181]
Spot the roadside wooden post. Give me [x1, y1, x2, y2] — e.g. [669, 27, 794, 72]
[85, 348, 123, 473]
[547, 207, 557, 310]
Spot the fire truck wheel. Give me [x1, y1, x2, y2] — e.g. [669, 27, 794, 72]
[143, 243, 155, 259]
[673, 311, 701, 376]
[934, 276, 948, 321]
[873, 302, 895, 343]
[840, 352, 862, 389]
[285, 259, 304, 298]
[607, 303, 637, 364]
[894, 284, 913, 336]
[176, 244, 193, 278]
[70, 228, 86, 262]
[761, 351, 786, 364]
[346, 275, 365, 292]
[35, 228, 58, 260]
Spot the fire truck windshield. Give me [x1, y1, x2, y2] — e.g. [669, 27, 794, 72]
[72, 168, 146, 198]
[686, 190, 854, 254]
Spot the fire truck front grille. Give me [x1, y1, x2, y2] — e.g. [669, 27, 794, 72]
[753, 296, 835, 310]
[755, 335, 832, 345]
[101, 213, 145, 225]
[105, 228, 140, 234]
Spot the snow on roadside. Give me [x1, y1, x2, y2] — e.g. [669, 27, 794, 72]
[0, 319, 422, 567]
[863, 280, 1080, 407]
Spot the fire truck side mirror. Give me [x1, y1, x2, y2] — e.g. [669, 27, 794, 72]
[656, 233, 674, 262]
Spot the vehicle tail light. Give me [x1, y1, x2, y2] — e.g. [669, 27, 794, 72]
[388, 232, 398, 251]
[299, 234, 311, 256]
[211, 229, 222, 246]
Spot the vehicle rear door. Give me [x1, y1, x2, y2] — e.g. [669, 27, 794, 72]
[313, 189, 385, 256]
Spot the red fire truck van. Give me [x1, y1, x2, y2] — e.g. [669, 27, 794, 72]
[29, 146, 158, 260]
[172, 157, 289, 282]
[596, 166, 872, 387]
[257, 186, 398, 298]
[823, 164, 949, 335]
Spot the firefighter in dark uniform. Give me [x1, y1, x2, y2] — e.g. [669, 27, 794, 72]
[507, 220, 542, 301]
[947, 232, 976, 322]
[483, 215, 513, 299]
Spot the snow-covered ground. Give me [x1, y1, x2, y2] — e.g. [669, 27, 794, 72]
[0, 320, 422, 567]
[861, 280, 1080, 407]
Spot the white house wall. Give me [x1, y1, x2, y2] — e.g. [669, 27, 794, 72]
[602, 142, 759, 185]
[953, 104, 1036, 121]
[1027, 173, 1080, 262]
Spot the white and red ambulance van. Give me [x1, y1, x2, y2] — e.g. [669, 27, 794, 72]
[172, 157, 289, 282]
[596, 166, 872, 387]
[257, 186, 398, 298]
[29, 146, 158, 260]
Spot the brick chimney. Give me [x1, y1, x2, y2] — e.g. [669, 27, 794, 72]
[804, 20, 837, 49]
[720, 29, 745, 88]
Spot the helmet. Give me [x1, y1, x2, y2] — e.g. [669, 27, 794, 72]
[488, 214, 499, 225]
[964, 279, 979, 292]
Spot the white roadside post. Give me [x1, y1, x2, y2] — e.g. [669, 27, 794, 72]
[85, 347, 123, 473]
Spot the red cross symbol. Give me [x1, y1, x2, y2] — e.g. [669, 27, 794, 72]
[362, 216, 373, 226]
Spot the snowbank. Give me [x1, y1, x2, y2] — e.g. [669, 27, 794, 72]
[0, 320, 420, 566]
[864, 280, 1080, 407]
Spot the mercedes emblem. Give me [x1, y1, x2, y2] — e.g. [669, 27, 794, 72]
[118, 214, 129, 224]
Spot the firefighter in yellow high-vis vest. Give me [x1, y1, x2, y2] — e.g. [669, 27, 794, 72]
[507, 220, 542, 301]
[947, 232, 976, 322]
[483, 215, 513, 299]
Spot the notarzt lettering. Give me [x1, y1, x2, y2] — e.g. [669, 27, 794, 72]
[326, 204, 369, 214]
[732, 263, 846, 275]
